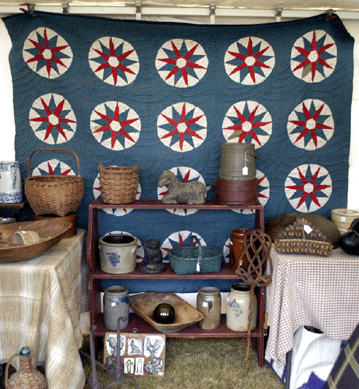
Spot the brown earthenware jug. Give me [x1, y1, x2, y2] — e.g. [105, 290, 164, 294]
[229, 228, 252, 271]
[5, 347, 47, 389]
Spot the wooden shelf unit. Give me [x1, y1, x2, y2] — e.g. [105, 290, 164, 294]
[87, 199, 266, 366]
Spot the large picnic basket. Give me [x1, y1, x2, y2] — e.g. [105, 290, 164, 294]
[25, 148, 84, 217]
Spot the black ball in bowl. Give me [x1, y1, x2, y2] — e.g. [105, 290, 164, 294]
[153, 303, 175, 324]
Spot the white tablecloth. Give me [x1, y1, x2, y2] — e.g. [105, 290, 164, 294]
[0, 229, 86, 389]
[266, 247, 359, 368]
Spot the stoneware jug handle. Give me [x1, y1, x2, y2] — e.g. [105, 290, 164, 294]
[131, 238, 139, 255]
[5, 353, 20, 389]
[131, 244, 138, 255]
[10, 165, 16, 190]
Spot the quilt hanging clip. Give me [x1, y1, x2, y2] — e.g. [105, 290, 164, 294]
[326, 9, 337, 21]
[62, 2, 69, 14]
[209, 4, 216, 24]
[136, 0, 141, 21]
[19, 3, 37, 17]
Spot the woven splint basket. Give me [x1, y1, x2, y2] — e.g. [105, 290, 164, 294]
[25, 148, 84, 217]
[274, 218, 332, 256]
[99, 164, 139, 204]
[168, 235, 222, 275]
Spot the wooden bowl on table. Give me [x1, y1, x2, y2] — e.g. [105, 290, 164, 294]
[0, 219, 71, 263]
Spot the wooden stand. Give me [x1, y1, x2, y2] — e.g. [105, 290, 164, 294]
[87, 199, 266, 366]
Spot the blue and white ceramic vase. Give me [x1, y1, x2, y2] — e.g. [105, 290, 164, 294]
[0, 161, 22, 204]
[103, 285, 129, 330]
[226, 283, 257, 332]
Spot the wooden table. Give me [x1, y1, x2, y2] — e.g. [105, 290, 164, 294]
[266, 247, 359, 368]
[0, 230, 86, 389]
[0, 201, 29, 220]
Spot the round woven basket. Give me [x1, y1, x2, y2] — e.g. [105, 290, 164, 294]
[99, 164, 139, 205]
[168, 236, 222, 275]
[25, 148, 84, 217]
[331, 208, 359, 231]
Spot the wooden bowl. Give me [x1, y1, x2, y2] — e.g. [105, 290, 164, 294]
[129, 292, 204, 333]
[0, 219, 72, 263]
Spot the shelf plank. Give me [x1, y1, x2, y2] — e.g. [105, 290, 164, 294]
[92, 262, 240, 280]
[0, 201, 28, 209]
[89, 198, 264, 211]
[93, 313, 264, 338]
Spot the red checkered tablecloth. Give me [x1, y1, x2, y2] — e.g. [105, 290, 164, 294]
[266, 247, 359, 368]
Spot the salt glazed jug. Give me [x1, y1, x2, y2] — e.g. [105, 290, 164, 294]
[5, 346, 47, 389]
[226, 283, 257, 332]
[197, 286, 222, 330]
[99, 234, 138, 274]
[0, 161, 22, 204]
[103, 285, 130, 330]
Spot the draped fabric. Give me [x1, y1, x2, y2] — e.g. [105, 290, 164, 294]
[3, 12, 354, 291]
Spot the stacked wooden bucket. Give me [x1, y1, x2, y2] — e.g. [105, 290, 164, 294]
[215, 143, 258, 205]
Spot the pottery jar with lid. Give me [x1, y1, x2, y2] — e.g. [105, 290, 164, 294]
[103, 285, 130, 331]
[229, 228, 252, 272]
[226, 283, 257, 332]
[196, 286, 221, 330]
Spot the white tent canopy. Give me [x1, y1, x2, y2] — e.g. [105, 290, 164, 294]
[1, 0, 359, 20]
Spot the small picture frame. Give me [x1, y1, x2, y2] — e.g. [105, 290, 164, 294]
[104, 332, 166, 377]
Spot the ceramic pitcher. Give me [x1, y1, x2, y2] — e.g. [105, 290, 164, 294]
[0, 161, 22, 204]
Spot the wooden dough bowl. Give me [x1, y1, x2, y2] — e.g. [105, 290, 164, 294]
[0, 219, 71, 263]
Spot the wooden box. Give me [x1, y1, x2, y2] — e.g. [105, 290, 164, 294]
[215, 178, 258, 205]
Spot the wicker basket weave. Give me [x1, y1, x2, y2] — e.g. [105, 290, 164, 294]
[275, 239, 332, 256]
[25, 148, 84, 217]
[99, 164, 139, 205]
[274, 218, 333, 256]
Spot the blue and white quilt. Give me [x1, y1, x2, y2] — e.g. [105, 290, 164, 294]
[3, 11, 354, 292]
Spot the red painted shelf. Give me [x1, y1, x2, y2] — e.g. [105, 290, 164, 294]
[87, 199, 266, 367]
[93, 313, 266, 338]
[91, 262, 240, 280]
[89, 198, 264, 211]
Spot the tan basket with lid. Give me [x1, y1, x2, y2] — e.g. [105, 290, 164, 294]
[25, 148, 84, 217]
[99, 164, 139, 204]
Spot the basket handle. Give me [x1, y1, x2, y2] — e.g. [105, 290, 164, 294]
[191, 235, 202, 249]
[27, 148, 81, 178]
[5, 353, 20, 388]
[191, 235, 202, 272]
